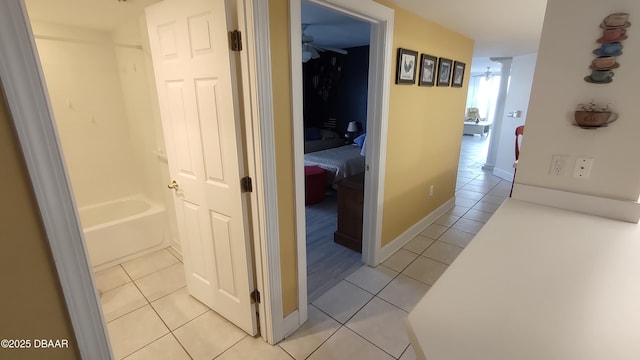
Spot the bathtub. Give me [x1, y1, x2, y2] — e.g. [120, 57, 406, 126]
[79, 196, 169, 269]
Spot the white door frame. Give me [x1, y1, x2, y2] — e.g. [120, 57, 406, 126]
[286, 0, 394, 331]
[0, 1, 112, 358]
[238, 0, 288, 344]
[0, 0, 286, 354]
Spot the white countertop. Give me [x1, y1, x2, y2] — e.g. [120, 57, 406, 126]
[407, 198, 640, 360]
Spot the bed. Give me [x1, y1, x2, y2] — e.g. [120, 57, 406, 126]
[304, 144, 366, 186]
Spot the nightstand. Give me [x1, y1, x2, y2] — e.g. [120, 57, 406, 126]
[333, 172, 364, 252]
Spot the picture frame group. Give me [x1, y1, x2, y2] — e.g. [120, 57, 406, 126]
[395, 47, 466, 88]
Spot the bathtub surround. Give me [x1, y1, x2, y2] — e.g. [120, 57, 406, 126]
[112, 17, 180, 252]
[32, 21, 140, 207]
[31, 19, 178, 265]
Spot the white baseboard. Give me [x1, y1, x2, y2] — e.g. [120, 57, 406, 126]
[377, 198, 455, 264]
[492, 167, 514, 182]
[512, 184, 640, 223]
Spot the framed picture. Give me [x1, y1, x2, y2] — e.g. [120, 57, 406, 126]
[418, 54, 437, 86]
[437, 58, 453, 87]
[396, 48, 418, 84]
[452, 61, 466, 88]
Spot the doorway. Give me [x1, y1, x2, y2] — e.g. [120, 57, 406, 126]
[23, 0, 258, 357]
[2, 0, 394, 350]
[459, 64, 501, 181]
[300, 1, 371, 302]
[289, 0, 394, 317]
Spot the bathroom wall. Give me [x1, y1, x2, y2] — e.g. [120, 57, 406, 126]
[32, 19, 178, 248]
[112, 17, 179, 249]
[32, 21, 142, 208]
[112, 19, 163, 205]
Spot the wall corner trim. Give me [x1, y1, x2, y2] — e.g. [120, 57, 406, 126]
[251, 0, 286, 344]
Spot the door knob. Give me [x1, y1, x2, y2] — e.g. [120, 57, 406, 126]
[167, 180, 179, 191]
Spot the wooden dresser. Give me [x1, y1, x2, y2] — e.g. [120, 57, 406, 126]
[334, 172, 364, 252]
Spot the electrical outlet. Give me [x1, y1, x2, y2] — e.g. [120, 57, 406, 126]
[549, 155, 568, 176]
[429, 185, 434, 197]
[573, 158, 594, 179]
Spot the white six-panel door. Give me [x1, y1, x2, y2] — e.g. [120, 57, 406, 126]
[146, 0, 257, 335]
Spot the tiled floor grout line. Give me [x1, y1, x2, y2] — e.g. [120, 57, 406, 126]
[122, 261, 180, 284]
[100, 135, 505, 360]
[370, 295, 410, 316]
[342, 323, 404, 360]
[103, 298, 146, 326]
[101, 268, 157, 325]
[212, 334, 249, 359]
[343, 265, 403, 296]
[128, 276, 155, 312]
[299, 303, 345, 360]
[111, 270, 187, 358]
[119, 332, 169, 360]
[398, 343, 412, 360]
[276, 341, 297, 360]
[170, 332, 194, 360]
[114, 253, 187, 323]
[310, 288, 418, 359]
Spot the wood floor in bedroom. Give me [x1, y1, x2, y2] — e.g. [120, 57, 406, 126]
[305, 189, 362, 302]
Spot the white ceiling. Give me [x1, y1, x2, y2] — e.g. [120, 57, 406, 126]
[389, 0, 548, 58]
[25, 0, 547, 75]
[301, 2, 371, 49]
[302, 0, 547, 75]
[25, 0, 161, 31]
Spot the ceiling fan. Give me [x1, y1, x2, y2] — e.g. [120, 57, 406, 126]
[301, 24, 348, 63]
[472, 67, 496, 80]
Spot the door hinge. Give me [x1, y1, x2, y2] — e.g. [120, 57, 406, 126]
[241, 176, 253, 193]
[229, 30, 242, 51]
[250, 289, 260, 304]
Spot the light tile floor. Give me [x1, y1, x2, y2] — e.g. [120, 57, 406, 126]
[95, 134, 509, 359]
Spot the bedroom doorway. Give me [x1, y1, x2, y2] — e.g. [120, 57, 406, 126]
[300, 1, 371, 301]
[289, 0, 394, 310]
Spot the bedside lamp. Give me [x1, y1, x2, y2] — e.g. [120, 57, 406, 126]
[345, 121, 358, 140]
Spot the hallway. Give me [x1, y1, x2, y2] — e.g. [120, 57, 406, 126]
[99, 135, 509, 359]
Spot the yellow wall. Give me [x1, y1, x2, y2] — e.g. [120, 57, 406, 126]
[376, 0, 473, 245]
[268, 0, 473, 314]
[1, 0, 473, 336]
[269, 0, 298, 316]
[0, 90, 80, 359]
